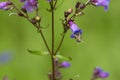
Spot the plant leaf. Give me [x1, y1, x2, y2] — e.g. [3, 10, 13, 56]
[54, 54, 72, 61]
[27, 49, 49, 56]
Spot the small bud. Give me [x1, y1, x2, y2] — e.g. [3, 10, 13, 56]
[76, 12, 84, 16]
[21, 8, 27, 13]
[80, 3, 86, 9]
[59, 61, 71, 68]
[64, 8, 73, 18]
[31, 18, 37, 24]
[75, 2, 81, 8]
[7, 2, 12, 5]
[18, 12, 24, 17]
[67, 8, 73, 14]
[64, 12, 70, 18]
[35, 16, 41, 22]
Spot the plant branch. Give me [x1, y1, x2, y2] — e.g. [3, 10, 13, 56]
[70, 0, 90, 20]
[11, 1, 51, 54]
[26, 17, 51, 54]
[55, 34, 65, 55]
[38, 23, 51, 54]
[53, 0, 58, 9]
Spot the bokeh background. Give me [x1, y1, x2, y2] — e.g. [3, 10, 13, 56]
[0, 0, 119, 80]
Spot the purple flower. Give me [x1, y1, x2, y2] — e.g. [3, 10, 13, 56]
[20, 0, 38, 12]
[92, 67, 109, 79]
[59, 61, 71, 68]
[69, 21, 82, 42]
[90, 0, 110, 11]
[0, 2, 12, 10]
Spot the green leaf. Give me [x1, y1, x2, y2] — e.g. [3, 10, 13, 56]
[54, 54, 72, 61]
[27, 49, 49, 56]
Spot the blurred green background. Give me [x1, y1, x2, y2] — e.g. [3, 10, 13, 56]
[0, 0, 119, 80]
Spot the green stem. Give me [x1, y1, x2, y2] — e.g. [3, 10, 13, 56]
[55, 34, 65, 55]
[53, 0, 58, 9]
[11, 1, 21, 13]
[40, 30, 51, 53]
[51, 0, 55, 80]
[38, 23, 51, 53]
[52, 5, 55, 56]
[29, 19, 51, 54]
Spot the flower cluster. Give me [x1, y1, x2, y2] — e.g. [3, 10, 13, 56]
[0, 0, 110, 80]
[61, 0, 110, 42]
[92, 67, 109, 79]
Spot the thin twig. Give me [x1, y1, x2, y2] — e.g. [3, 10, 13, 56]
[55, 34, 65, 55]
[55, 0, 64, 9]
[38, 23, 51, 53]
[53, 0, 58, 9]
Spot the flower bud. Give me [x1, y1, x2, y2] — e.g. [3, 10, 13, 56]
[59, 61, 71, 68]
[75, 2, 81, 8]
[18, 12, 24, 17]
[67, 8, 73, 14]
[21, 8, 27, 13]
[31, 18, 37, 24]
[35, 16, 41, 22]
[64, 11, 70, 18]
[80, 3, 86, 9]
